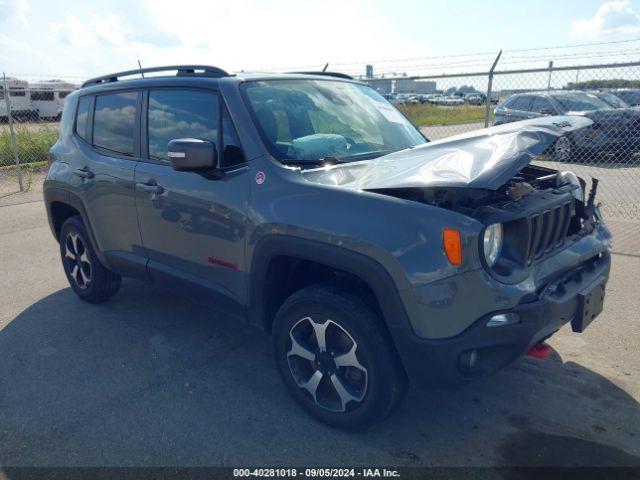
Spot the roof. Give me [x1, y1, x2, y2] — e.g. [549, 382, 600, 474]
[79, 64, 358, 91]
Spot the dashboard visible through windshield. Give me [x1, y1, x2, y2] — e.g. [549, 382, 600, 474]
[242, 79, 426, 164]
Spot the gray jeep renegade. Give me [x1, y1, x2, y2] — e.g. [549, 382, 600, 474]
[44, 65, 612, 429]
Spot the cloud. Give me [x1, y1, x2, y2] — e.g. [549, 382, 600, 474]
[570, 0, 640, 40]
[0, 0, 30, 28]
[140, 0, 430, 72]
[50, 15, 96, 47]
[89, 13, 134, 47]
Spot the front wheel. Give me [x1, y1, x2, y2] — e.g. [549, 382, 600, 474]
[552, 135, 574, 162]
[272, 285, 407, 430]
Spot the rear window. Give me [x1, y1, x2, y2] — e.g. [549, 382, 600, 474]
[75, 96, 92, 142]
[32, 91, 55, 101]
[93, 92, 137, 155]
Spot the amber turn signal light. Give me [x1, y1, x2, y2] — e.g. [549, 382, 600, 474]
[443, 229, 462, 266]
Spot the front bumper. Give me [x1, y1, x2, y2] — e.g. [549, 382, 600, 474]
[395, 249, 611, 389]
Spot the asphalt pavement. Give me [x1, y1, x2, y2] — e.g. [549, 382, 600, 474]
[0, 177, 639, 469]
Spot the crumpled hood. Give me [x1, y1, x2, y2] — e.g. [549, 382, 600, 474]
[302, 116, 592, 191]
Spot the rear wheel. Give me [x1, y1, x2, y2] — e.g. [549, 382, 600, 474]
[272, 285, 407, 430]
[59, 216, 121, 303]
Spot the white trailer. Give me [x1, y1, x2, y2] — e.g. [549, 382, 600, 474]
[29, 80, 76, 120]
[0, 78, 37, 121]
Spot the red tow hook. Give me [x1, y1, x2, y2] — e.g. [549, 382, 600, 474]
[527, 342, 552, 359]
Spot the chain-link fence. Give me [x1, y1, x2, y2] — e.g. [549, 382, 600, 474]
[0, 76, 74, 194]
[2, 58, 640, 254]
[376, 60, 640, 255]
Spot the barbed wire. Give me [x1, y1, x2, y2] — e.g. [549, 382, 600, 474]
[249, 38, 640, 74]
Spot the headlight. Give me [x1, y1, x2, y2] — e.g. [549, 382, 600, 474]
[483, 223, 503, 267]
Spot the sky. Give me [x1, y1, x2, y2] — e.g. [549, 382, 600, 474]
[0, 0, 639, 82]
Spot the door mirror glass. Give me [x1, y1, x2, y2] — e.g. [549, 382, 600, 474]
[540, 108, 555, 115]
[167, 138, 217, 171]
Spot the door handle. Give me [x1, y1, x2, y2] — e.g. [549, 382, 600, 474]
[136, 182, 165, 194]
[74, 167, 94, 179]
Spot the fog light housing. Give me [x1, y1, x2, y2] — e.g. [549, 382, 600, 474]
[486, 312, 520, 327]
[458, 349, 479, 373]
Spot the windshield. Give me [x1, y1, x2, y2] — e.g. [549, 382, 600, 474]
[613, 90, 640, 106]
[551, 92, 613, 112]
[243, 79, 425, 163]
[594, 91, 629, 108]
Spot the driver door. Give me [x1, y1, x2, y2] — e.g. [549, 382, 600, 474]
[134, 88, 249, 313]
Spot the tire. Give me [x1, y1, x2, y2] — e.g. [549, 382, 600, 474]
[551, 135, 574, 163]
[272, 284, 407, 430]
[59, 215, 121, 303]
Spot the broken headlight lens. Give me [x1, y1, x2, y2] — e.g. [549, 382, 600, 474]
[483, 223, 503, 267]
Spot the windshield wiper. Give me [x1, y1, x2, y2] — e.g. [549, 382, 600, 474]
[281, 157, 345, 166]
[337, 149, 394, 161]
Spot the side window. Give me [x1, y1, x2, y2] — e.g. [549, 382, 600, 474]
[75, 96, 92, 143]
[531, 96, 554, 114]
[510, 96, 532, 111]
[222, 108, 245, 168]
[148, 89, 219, 161]
[93, 92, 137, 155]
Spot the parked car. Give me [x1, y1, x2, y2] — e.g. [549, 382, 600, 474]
[494, 90, 640, 161]
[45, 66, 611, 429]
[432, 95, 465, 106]
[590, 91, 629, 109]
[609, 89, 640, 107]
[464, 93, 484, 105]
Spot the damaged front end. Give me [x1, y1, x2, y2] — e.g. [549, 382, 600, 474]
[369, 163, 605, 284]
[303, 115, 610, 284]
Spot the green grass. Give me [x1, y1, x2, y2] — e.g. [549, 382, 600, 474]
[398, 104, 493, 127]
[0, 125, 58, 167]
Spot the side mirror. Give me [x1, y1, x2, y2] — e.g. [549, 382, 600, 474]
[167, 138, 217, 171]
[540, 108, 555, 116]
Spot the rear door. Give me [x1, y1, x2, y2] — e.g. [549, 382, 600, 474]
[530, 96, 557, 116]
[134, 87, 249, 312]
[73, 90, 145, 273]
[508, 95, 535, 122]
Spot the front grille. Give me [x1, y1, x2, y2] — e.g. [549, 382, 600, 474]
[526, 201, 573, 265]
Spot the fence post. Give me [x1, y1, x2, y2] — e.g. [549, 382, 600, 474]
[547, 61, 554, 91]
[484, 50, 502, 128]
[3, 73, 23, 191]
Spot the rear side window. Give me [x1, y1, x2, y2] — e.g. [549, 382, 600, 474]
[75, 96, 92, 143]
[93, 92, 138, 156]
[509, 96, 532, 111]
[531, 96, 554, 113]
[148, 89, 219, 161]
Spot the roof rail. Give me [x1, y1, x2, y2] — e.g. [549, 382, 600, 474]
[81, 65, 230, 88]
[288, 71, 354, 80]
